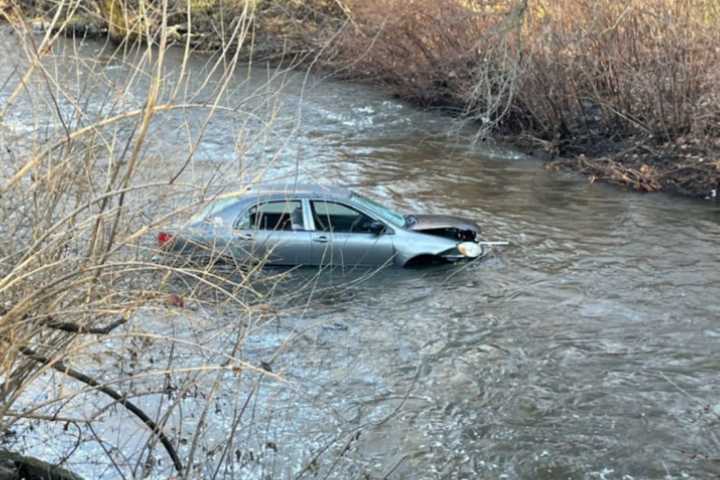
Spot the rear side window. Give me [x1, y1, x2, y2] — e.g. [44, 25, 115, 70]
[236, 201, 303, 231]
[311, 201, 375, 233]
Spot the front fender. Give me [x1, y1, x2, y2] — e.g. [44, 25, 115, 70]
[397, 243, 485, 266]
[394, 240, 458, 266]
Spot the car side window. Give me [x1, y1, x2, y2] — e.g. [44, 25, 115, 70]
[311, 201, 376, 233]
[236, 201, 304, 231]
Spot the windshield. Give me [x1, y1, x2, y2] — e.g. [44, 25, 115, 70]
[351, 193, 406, 228]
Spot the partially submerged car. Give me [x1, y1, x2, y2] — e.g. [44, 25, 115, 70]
[157, 184, 497, 268]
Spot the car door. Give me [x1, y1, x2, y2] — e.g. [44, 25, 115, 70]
[309, 200, 396, 267]
[231, 199, 312, 265]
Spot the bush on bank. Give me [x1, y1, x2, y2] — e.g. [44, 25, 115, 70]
[334, 0, 720, 196]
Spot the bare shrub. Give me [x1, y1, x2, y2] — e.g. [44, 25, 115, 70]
[2, 0, 410, 475]
[0, 3, 379, 477]
[518, 0, 720, 144]
[323, 0, 719, 153]
[335, 0, 526, 138]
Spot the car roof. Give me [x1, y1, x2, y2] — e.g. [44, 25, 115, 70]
[218, 183, 353, 201]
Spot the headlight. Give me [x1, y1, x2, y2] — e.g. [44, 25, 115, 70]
[457, 242, 483, 258]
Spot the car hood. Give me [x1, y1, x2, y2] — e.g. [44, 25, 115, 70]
[407, 214, 481, 233]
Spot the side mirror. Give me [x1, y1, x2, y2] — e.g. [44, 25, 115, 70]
[369, 221, 385, 235]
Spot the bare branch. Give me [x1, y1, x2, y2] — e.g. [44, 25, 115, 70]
[44, 317, 128, 335]
[19, 347, 183, 476]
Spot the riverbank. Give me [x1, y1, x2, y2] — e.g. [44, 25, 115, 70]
[323, 0, 720, 199]
[528, 134, 720, 198]
[4, 0, 719, 198]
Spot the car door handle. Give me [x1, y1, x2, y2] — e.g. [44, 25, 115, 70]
[312, 236, 329, 243]
[236, 232, 254, 240]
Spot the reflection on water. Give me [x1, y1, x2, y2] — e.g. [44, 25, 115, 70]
[3, 28, 720, 479]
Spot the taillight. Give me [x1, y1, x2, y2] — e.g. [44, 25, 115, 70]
[157, 232, 174, 248]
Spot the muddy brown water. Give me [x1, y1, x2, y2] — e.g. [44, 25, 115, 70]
[2, 30, 720, 479]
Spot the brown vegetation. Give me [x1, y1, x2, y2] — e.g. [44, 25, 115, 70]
[328, 0, 720, 196]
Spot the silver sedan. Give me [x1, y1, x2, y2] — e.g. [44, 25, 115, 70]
[157, 184, 492, 267]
